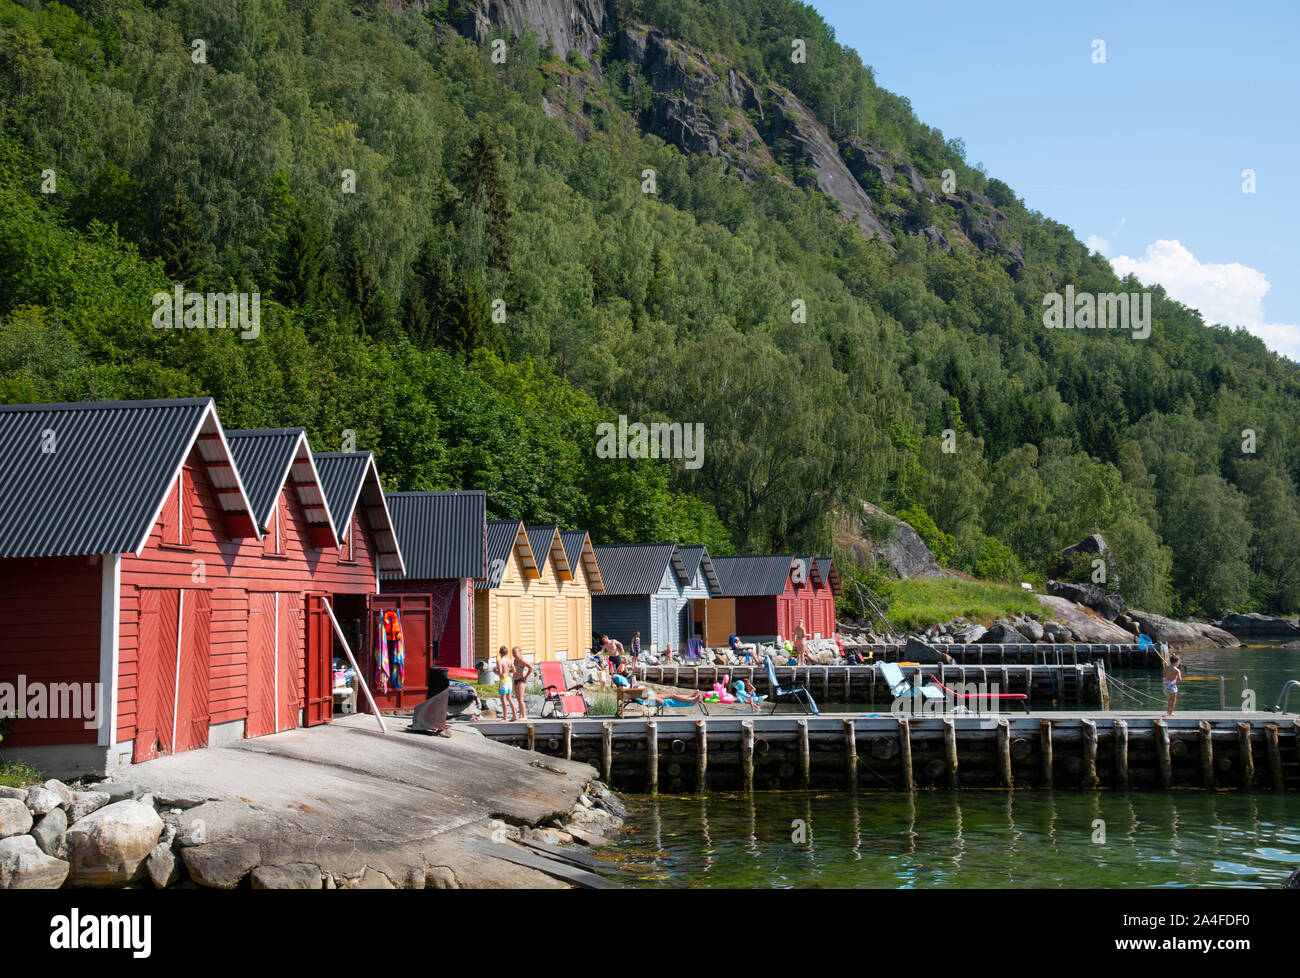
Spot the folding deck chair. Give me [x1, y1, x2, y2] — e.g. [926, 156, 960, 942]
[879, 660, 943, 706]
[924, 672, 1030, 713]
[539, 661, 589, 718]
[763, 655, 820, 715]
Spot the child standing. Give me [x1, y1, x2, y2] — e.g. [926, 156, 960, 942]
[1163, 654, 1182, 715]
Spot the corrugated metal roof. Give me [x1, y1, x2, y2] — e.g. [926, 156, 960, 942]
[478, 519, 533, 589]
[525, 524, 569, 579]
[383, 490, 486, 580]
[561, 529, 604, 593]
[314, 452, 404, 574]
[0, 397, 257, 558]
[226, 427, 338, 548]
[590, 543, 678, 596]
[712, 554, 795, 597]
[677, 544, 721, 595]
[225, 428, 305, 527]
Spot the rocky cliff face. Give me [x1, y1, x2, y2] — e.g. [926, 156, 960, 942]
[460, 0, 1025, 260]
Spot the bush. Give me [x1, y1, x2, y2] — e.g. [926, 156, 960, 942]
[895, 505, 955, 566]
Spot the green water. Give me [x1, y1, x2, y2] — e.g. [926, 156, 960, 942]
[595, 789, 1300, 888]
[599, 642, 1300, 888]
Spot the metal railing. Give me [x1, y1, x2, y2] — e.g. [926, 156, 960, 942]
[1272, 680, 1300, 715]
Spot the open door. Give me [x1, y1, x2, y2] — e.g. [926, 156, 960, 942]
[364, 593, 434, 712]
[304, 594, 333, 727]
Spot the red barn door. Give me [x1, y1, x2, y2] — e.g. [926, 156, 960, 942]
[133, 588, 179, 762]
[278, 594, 302, 731]
[174, 589, 211, 753]
[246, 593, 277, 739]
[366, 594, 433, 711]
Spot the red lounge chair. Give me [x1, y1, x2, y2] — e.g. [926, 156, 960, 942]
[540, 660, 589, 718]
[926, 673, 1031, 714]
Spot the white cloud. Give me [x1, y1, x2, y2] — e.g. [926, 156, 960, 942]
[1086, 217, 1127, 258]
[1107, 239, 1300, 360]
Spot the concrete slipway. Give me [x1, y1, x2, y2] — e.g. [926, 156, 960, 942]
[110, 715, 603, 888]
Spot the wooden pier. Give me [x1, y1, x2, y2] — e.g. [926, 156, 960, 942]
[636, 661, 1111, 708]
[482, 712, 1300, 794]
[843, 642, 1161, 669]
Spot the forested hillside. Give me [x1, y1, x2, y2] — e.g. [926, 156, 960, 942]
[0, 0, 1297, 618]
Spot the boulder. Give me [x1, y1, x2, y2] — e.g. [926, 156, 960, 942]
[343, 867, 396, 889]
[567, 807, 623, 833]
[0, 834, 69, 889]
[987, 621, 1028, 644]
[24, 786, 63, 817]
[65, 800, 164, 886]
[181, 842, 261, 889]
[524, 827, 573, 846]
[32, 807, 67, 858]
[1214, 612, 1300, 638]
[1095, 593, 1127, 622]
[100, 781, 144, 804]
[1047, 580, 1107, 608]
[849, 501, 950, 580]
[146, 842, 183, 888]
[42, 780, 75, 809]
[251, 864, 323, 890]
[954, 624, 987, 644]
[1035, 595, 1134, 642]
[1127, 611, 1240, 649]
[1020, 619, 1044, 642]
[0, 798, 34, 839]
[68, 791, 110, 824]
[1062, 533, 1109, 556]
[903, 636, 947, 664]
[0, 786, 27, 801]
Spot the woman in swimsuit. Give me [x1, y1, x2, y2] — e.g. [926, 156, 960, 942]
[511, 645, 533, 720]
[496, 646, 516, 721]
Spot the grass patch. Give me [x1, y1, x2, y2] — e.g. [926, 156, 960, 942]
[886, 577, 1042, 632]
[0, 758, 43, 788]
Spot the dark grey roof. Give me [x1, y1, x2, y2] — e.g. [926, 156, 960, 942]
[478, 519, 533, 589]
[225, 428, 306, 527]
[0, 397, 257, 558]
[590, 543, 678, 596]
[816, 556, 842, 596]
[313, 452, 404, 574]
[525, 524, 569, 577]
[226, 428, 337, 547]
[560, 530, 604, 593]
[677, 544, 722, 594]
[712, 555, 795, 597]
[383, 491, 486, 580]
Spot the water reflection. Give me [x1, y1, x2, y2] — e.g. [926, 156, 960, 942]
[595, 789, 1299, 889]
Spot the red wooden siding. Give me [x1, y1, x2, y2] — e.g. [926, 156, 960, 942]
[0, 557, 101, 747]
[117, 447, 382, 750]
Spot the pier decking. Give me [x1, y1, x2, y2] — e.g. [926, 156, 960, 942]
[636, 661, 1110, 707]
[843, 641, 1161, 669]
[481, 711, 1300, 793]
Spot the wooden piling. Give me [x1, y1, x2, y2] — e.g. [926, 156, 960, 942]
[996, 720, 1013, 788]
[526, 722, 535, 752]
[943, 717, 959, 790]
[741, 720, 754, 793]
[1236, 722, 1254, 790]
[798, 719, 811, 789]
[695, 719, 708, 790]
[602, 721, 613, 781]
[1098, 662, 1111, 710]
[646, 720, 659, 794]
[1264, 723, 1283, 792]
[1155, 719, 1172, 788]
[1040, 720, 1054, 787]
[563, 722, 572, 761]
[897, 718, 912, 790]
[1114, 719, 1129, 788]
[1199, 720, 1215, 789]
[1081, 718, 1098, 787]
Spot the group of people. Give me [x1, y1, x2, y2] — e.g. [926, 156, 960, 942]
[493, 645, 534, 722]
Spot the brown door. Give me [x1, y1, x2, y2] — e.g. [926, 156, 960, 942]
[304, 594, 332, 726]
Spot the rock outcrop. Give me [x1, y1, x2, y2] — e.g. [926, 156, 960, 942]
[1214, 612, 1300, 638]
[462, 0, 615, 64]
[1127, 611, 1240, 649]
[835, 500, 951, 580]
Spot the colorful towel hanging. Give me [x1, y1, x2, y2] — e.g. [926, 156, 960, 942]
[384, 609, 405, 691]
[376, 615, 391, 694]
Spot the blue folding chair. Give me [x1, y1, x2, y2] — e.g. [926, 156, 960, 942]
[879, 661, 944, 710]
[763, 655, 819, 715]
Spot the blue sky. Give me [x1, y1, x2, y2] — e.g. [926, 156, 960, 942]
[811, 0, 1300, 358]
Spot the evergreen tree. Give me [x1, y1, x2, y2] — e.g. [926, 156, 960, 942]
[158, 181, 211, 285]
